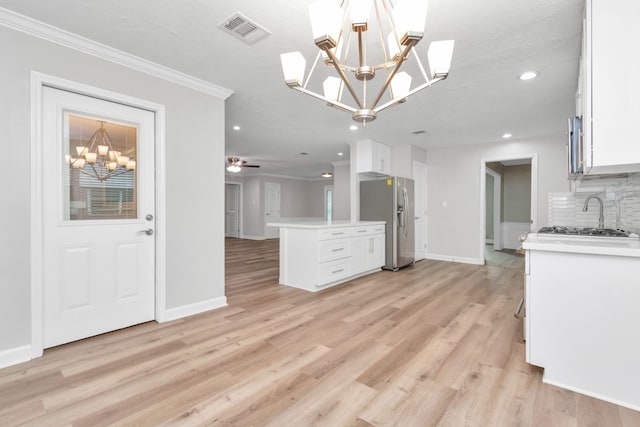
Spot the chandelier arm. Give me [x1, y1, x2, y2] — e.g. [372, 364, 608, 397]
[368, 40, 416, 110]
[304, 50, 324, 90]
[411, 46, 431, 83]
[290, 85, 357, 113]
[373, 0, 390, 67]
[323, 47, 363, 109]
[373, 76, 445, 114]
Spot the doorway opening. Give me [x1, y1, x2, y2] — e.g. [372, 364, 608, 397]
[225, 182, 242, 238]
[480, 155, 537, 265]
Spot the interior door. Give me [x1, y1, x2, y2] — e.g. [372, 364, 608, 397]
[264, 182, 281, 238]
[225, 183, 240, 238]
[42, 87, 155, 349]
[413, 162, 426, 261]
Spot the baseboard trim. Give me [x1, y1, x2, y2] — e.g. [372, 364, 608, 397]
[240, 235, 266, 241]
[425, 253, 484, 265]
[542, 377, 640, 413]
[163, 296, 228, 322]
[0, 345, 32, 369]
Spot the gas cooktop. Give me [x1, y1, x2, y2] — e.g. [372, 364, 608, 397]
[538, 226, 630, 237]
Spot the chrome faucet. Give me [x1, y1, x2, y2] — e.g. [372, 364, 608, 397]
[583, 195, 605, 229]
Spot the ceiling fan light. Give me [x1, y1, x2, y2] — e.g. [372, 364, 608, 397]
[391, 71, 412, 100]
[350, 0, 373, 30]
[428, 39, 455, 79]
[323, 76, 344, 103]
[393, 0, 428, 43]
[227, 165, 241, 173]
[308, 0, 342, 44]
[280, 51, 307, 87]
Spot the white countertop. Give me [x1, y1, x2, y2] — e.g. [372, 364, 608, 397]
[267, 220, 385, 229]
[523, 233, 640, 258]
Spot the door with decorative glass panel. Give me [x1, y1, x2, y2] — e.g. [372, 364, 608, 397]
[42, 87, 155, 348]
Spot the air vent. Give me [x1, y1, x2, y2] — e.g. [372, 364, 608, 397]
[219, 13, 271, 45]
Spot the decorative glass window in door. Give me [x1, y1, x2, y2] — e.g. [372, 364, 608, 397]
[63, 113, 138, 220]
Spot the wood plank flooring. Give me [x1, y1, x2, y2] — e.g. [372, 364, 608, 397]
[1, 237, 639, 426]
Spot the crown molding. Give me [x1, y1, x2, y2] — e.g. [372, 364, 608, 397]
[0, 7, 233, 99]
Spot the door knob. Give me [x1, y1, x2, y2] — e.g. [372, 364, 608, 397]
[138, 228, 154, 236]
[146, 214, 154, 221]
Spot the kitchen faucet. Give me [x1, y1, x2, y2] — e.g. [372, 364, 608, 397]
[582, 195, 605, 229]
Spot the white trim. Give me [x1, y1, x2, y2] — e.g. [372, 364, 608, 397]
[224, 181, 243, 238]
[241, 235, 267, 241]
[542, 378, 640, 413]
[479, 154, 538, 265]
[425, 253, 484, 265]
[163, 297, 228, 322]
[0, 7, 232, 99]
[30, 71, 168, 355]
[485, 167, 502, 251]
[0, 345, 31, 369]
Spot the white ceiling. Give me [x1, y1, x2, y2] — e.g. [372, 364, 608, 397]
[0, 0, 584, 178]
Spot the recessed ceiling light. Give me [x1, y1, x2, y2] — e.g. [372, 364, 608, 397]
[349, 125, 358, 131]
[321, 172, 333, 178]
[502, 132, 513, 139]
[337, 152, 344, 156]
[232, 125, 240, 130]
[519, 71, 538, 80]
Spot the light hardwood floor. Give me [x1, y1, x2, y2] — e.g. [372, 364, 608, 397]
[1, 238, 639, 426]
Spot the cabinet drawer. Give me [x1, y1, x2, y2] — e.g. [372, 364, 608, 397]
[318, 258, 351, 285]
[318, 228, 351, 240]
[318, 240, 351, 262]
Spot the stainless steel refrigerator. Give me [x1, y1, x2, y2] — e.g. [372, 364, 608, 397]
[360, 177, 415, 270]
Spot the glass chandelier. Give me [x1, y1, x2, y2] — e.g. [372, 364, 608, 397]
[280, 0, 454, 124]
[66, 121, 136, 182]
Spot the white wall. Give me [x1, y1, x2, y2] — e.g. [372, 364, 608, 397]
[235, 175, 331, 238]
[0, 25, 227, 353]
[332, 161, 351, 220]
[503, 164, 532, 222]
[426, 134, 569, 263]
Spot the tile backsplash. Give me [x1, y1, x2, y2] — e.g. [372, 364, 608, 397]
[548, 173, 640, 233]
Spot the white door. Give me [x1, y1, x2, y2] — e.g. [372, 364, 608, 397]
[42, 87, 155, 349]
[413, 162, 427, 261]
[264, 182, 281, 238]
[225, 183, 240, 238]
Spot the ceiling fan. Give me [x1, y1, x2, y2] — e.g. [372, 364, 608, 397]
[226, 156, 260, 172]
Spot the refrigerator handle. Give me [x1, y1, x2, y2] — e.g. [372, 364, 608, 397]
[403, 189, 409, 237]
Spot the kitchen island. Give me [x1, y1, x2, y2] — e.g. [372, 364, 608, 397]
[267, 221, 385, 292]
[523, 233, 640, 411]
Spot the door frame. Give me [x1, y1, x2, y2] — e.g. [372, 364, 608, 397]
[485, 167, 502, 250]
[479, 154, 538, 265]
[224, 181, 243, 238]
[30, 72, 167, 358]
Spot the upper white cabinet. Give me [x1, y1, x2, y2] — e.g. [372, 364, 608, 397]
[583, 0, 640, 174]
[355, 140, 391, 176]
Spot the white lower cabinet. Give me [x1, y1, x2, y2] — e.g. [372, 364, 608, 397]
[276, 223, 385, 292]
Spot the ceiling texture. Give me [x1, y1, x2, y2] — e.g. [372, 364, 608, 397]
[0, 0, 584, 178]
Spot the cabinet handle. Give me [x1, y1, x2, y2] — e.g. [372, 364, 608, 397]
[332, 248, 344, 252]
[332, 268, 344, 274]
[358, 230, 367, 233]
[332, 232, 344, 235]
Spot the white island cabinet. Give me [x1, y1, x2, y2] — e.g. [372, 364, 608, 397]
[268, 221, 385, 292]
[523, 234, 640, 411]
